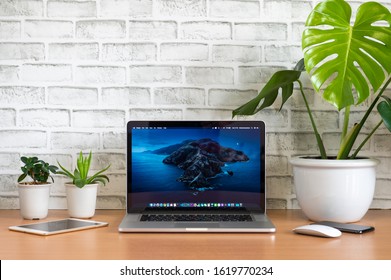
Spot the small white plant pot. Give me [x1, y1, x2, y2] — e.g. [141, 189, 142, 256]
[66, 183, 98, 218]
[290, 156, 379, 223]
[18, 183, 51, 220]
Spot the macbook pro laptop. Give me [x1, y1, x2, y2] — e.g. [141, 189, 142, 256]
[118, 120, 276, 232]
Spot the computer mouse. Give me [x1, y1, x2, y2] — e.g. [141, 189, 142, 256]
[293, 224, 342, 238]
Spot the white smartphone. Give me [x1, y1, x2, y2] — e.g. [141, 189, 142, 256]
[9, 218, 108, 236]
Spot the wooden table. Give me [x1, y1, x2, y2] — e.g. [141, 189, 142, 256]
[0, 209, 390, 260]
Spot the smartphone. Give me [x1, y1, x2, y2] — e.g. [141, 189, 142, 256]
[312, 221, 375, 234]
[9, 218, 108, 236]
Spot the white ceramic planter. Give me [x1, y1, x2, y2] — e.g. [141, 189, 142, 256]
[66, 183, 98, 218]
[290, 156, 379, 223]
[18, 183, 51, 220]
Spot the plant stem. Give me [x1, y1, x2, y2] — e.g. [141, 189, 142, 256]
[350, 120, 383, 159]
[298, 80, 327, 159]
[341, 106, 350, 144]
[337, 76, 391, 159]
[29, 171, 36, 184]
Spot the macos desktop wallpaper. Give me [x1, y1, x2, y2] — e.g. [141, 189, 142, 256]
[130, 127, 262, 207]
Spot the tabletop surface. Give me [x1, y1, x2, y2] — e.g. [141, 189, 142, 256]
[1, 209, 390, 260]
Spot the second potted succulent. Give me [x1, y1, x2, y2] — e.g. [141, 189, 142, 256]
[57, 151, 110, 218]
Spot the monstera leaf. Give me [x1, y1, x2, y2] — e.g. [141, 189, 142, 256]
[378, 96, 391, 132]
[303, 0, 391, 110]
[232, 60, 304, 117]
[232, 70, 301, 117]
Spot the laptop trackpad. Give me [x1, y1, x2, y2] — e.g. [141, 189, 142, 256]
[176, 223, 220, 228]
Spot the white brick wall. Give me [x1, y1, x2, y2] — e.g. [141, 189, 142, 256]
[0, 43, 45, 60]
[49, 43, 99, 61]
[76, 20, 126, 39]
[0, 0, 390, 210]
[25, 20, 74, 38]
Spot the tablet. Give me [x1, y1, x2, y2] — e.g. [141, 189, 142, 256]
[9, 218, 108, 236]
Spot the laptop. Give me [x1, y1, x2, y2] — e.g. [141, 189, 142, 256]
[118, 120, 276, 232]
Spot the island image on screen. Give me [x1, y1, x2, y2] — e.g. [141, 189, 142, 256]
[131, 127, 261, 197]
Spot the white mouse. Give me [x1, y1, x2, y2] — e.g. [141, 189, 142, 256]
[293, 224, 342, 238]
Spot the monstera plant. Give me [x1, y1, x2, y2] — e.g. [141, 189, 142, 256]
[233, 0, 391, 160]
[234, 0, 391, 222]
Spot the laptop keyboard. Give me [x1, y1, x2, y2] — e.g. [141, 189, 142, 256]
[140, 214, 253, 222]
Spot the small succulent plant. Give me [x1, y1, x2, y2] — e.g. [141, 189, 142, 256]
[57, 151, 110, 188]
[18, 156, 58, 184]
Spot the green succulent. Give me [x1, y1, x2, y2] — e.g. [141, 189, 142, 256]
[18, 157, 58, 184]
[57, 151, 110, 189]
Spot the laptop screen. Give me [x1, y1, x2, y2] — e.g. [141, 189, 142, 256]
[127, 121, 265, 212]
